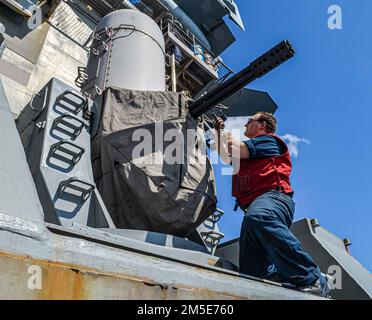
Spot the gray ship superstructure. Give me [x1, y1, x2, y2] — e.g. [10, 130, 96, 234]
[0, 0, 371, 300]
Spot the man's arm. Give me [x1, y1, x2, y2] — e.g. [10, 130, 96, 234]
[227, 134, 250, 159]
[214, 118, 250, 161]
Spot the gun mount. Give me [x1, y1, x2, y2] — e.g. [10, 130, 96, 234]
[1, 0, 371, 301]
[189, 40, 295, 119]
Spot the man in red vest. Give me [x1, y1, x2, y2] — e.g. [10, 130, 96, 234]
[215, 112, 333, 297]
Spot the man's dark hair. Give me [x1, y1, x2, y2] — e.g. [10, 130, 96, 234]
[256, 112, 277, 133]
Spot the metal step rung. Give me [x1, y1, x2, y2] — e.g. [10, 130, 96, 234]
[49, 140, 85, 165]
[206, 208, 225, 224]
[201, 231, 225, 246]
[59, 178, 95, 202]
[55, 91, 86, 115]
[52, 113, 88, 140]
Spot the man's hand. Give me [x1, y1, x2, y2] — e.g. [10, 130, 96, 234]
[215, 117, 225, 131]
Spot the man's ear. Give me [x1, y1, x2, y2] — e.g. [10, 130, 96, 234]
[260, 121, 267, 130]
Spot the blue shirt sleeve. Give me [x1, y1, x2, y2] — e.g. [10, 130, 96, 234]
[243, 135, 284, 160]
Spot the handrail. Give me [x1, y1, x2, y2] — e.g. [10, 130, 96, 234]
[159, 13, 234, 79]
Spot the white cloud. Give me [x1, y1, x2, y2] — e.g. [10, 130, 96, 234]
[280, 134, 310, 158]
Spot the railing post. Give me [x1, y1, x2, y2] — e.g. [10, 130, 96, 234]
[192, 34, 196, 56]
[171, 54, 177, 92]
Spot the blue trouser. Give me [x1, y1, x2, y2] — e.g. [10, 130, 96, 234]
[239, 190, 321, 287]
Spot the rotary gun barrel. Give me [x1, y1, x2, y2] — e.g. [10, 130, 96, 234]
[188, 40, 295, 119]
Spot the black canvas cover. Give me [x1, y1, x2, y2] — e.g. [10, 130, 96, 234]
[92, 88, 217, 236]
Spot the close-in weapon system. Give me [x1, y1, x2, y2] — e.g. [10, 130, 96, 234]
[0, 0, 371, 300]
[189, 40, 295, 119]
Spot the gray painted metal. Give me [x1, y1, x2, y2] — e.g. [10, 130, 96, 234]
[15, 77, 221, 255]
[0, 0, 37, 16]
[0, 225, 324, 299]
[220, 0, 245, 30]
[223, 88, 278, 117]
[48, 1, 96, 49]
[157, 0, 211, 50]
[0, 91, 319, 299]
[48, 223, 218, 267]
[171, 0, 236, 55]
[215, 237, 239, 269]
[291, 219, 372, 300]
[0, 74, 323, 300]
[216, 219, 372, 300]
[190, 209, 225, 255]
[0, 59, 31, 86]
[174, 0, 244, 31]
[0, 9, 49, 65]
[99, 228, 209, 253]
[195, 85, 278, 118]
[0, 75, 45, 223]
[16, 78, 114, 228]
[0, 0, 344, 303]
[84, 9, 165, 99]
[0, 24, 4, 57]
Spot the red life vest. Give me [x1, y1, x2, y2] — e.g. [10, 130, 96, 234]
[232, 134, 293, 207]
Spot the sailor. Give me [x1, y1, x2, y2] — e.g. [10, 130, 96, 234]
[214, 112, 334, 297]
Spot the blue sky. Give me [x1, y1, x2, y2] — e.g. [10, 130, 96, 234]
[215, 0, 372, 273]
